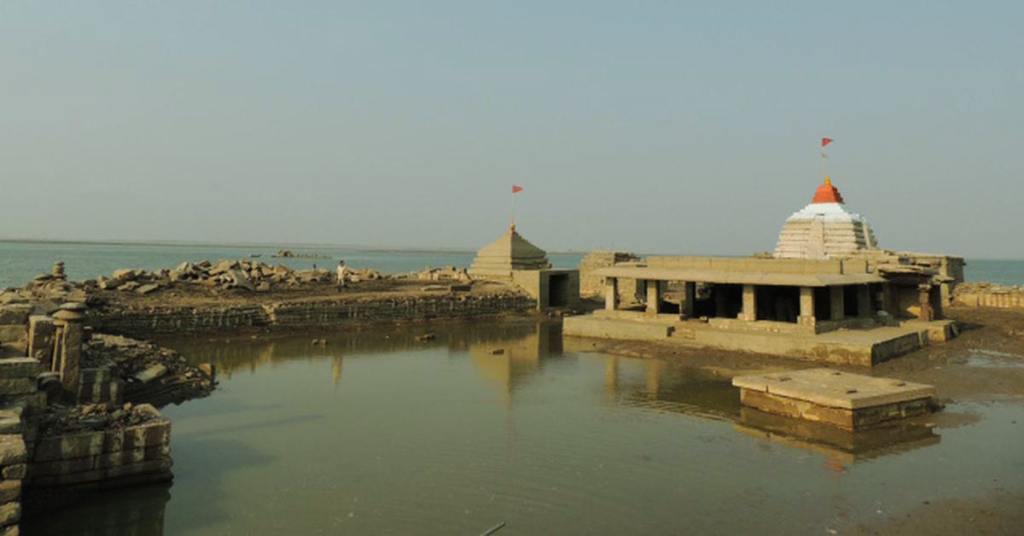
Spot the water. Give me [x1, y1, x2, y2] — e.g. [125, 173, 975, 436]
[2, 241, 1020, 290]
[23, 321, 1024, 535]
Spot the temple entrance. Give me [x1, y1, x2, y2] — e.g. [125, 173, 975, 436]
[548, 274, 570, 307]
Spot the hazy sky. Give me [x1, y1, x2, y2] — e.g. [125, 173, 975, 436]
[2, 2, 1021, 258]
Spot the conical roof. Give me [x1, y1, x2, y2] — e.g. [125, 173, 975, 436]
[469, 224, 550, 280]
[774, 178, 878, 259]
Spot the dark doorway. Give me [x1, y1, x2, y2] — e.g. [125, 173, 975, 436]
[814, 287, 832, 321]
[844, 285, 859, 317]
[756, 286, 800, 323]
[548, 274, 569, 307]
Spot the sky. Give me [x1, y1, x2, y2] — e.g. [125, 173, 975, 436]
[1, 2, 1021, 258]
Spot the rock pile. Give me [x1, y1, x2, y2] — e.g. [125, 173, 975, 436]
[83, 334, 216, 407]
[93, 259, 344, 295]
[417, 266, 470, 282]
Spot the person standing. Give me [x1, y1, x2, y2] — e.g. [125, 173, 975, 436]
[336, 260, 348, 291]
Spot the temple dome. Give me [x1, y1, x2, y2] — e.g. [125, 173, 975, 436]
[774, 178, 878, 259]
[468, 223, 551, 281]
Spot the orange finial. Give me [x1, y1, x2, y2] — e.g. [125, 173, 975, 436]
[824, 176, 831, 185]
[509, 219, 516, 232]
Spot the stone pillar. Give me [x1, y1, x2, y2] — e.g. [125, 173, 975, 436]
[646, 280, 661, 315]
[605, 277, 619, 311]
[882, 283, 897, 317]
[857, 285, 872, 318]
[27, 315, 57, 370]
[918, 284, 934, 322]
[798, 287, 816, 326]
[52, 303, 87, 397]
[682, 282, 696, 319]
[740, 284, 757, 321]
[830, 286, 845, 321]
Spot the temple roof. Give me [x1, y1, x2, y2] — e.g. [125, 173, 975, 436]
[468, 223, 550, 280]
[774, 178, 878, 259]
[812, 178, 845, 204]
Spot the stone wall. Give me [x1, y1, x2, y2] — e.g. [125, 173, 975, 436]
[578, 251, 641, 299]
[93, 294, 535, 337]
[954, 286, 1024, 309]
[28, 404, 172, 490]
[0, 433, 26, 535]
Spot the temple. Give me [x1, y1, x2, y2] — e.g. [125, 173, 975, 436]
[469, 222, 580, 311]
[566, 176, 963, 366]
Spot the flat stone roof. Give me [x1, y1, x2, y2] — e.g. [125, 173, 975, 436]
[593, 266, 884, 287]
[732, 368, 935, 410]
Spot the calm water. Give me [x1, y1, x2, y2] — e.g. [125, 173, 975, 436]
[24, 320, 1024, 535]
[1, 241, 1021, 289]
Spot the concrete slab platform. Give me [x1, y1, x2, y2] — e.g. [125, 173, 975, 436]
[733, 368, 936, 430]
[733, 368, 935, 409]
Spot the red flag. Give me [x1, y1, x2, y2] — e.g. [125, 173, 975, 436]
[821, 138, 834, 147]
[512, 185, 523, 193]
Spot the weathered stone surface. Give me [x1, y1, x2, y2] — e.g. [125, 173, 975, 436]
[135, 284, 161, 296]
[225, 270, 255, 291]
[0, 359, 42, 379]
[1, 465, 26, 480]
[111, 269, 137, 282]
[0, 306, 32, 325]
[0, 501, 19, 526]
[28, 455, 95, 477]
[0, 327, 24, 344]
[0, 435, 24, 466]
[0, 381, 34, 397]
[0, 481, 20, 505]
[95, 448, 145, 469]
[134, 365, 167, 384]
[34, 431, 106, 462]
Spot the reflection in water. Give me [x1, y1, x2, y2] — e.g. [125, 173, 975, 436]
[735, 407, 941, 467]
[24, 483, 172, 535]
[32, 319, 981, 535]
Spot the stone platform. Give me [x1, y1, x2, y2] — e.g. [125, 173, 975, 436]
[562, 314, 955, 366]
[732, 368, 936, 430]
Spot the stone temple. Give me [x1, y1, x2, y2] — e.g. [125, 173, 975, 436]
[774, 178, 877, 259]
[469, 222, 551, 280]
[469, 222, 579, 311]
[566, 167, 965, 367]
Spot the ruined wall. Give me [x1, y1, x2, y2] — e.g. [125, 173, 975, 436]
[27, 404, 171, 490]
[953, 284, 1024, 309]
[93, 294, 535, 337]
[578, 251, 641, 300]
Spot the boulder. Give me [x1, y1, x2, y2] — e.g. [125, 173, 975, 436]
[225, 270, 255, 291]
[136, 284, 161, 296]
[112, 269, 137, 282]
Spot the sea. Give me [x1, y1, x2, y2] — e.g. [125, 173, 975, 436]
[0, 240, 1020, 289]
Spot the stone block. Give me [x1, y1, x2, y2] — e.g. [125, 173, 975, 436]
[0, 327, 24, 344]
[2, 465, 25, 480]
[144, 445, 170, 461]
[34, 431, 106, 463]
[0, 436, 26, 466]
[105, 459, 172, 479]
[0, 306, 31, 326]
[28, 455, 95, 477]
[0, 359, 42, 379]
[95, 448, 144, 469]
[0, 380, 34, 397]
[1, 523, 19, 536]
[0, 501, 19, 526]
[123, 421, 170, 450]
[0, 481, 18, 505]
